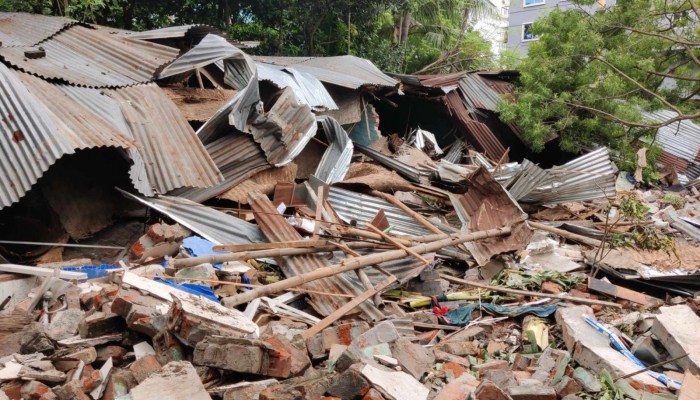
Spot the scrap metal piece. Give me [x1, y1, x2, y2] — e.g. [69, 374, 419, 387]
[315, 116, 353, 184]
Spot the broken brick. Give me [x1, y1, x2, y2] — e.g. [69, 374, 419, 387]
[129, 354, 162, 383]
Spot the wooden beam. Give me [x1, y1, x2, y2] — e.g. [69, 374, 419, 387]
[302, 274, 397, 339]
[366, 224, 431, 265]
[213, 240, 329, 252]
[588, 277, 663, 307]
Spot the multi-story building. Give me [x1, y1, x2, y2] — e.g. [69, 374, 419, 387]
[506, 0, 614, 55]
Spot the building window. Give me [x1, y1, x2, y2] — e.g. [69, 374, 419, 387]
[524, 0, 545, 6]
[522, 23, 538, 41]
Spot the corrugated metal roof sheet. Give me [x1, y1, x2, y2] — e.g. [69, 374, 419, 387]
[170, 133, 271, 202]
[255, 55, 398, 89]
[0, 12, 77, 47]
[159, 33, 244, 79]
[445, 91, 507, 161]
[0, 62, 76, 209]
[459, 74, 502, 111]
[502, 159, 549, 201]
[17, 72, 135, 151]
[443, 140, 467, 164]
[315, 116, 352, 184]
[644, 109, 700, 169]
[250, 87, 317, 167]
[521, 147, 617, 204]
[354, 143, 426, 183]
[108, 84, 223, 193]
[120, 190, 265, 245]
[249, 192, 384, 321]
[257, 64, 338, 110]
[454, 167, 531, 266]
[57, 84, 155, 196]
[0, 25, 178, 88]
[121, 24, 219, 41]
[327, 187, 433, 237]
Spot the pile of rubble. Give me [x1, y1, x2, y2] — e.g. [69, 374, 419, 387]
[2, 11, 700, 400]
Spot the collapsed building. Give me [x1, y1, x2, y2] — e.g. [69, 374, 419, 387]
[1, 12, 700, 400]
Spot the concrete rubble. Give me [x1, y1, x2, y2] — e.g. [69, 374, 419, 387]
[1, 11, 700, 400]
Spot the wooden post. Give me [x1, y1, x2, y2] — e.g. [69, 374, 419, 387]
[301, 274, 397, 339]
[222, 227, 511, 307]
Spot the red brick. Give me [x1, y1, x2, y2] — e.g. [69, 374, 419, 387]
[81, 369, 103, 393]
[472, 360, 509, 374]
[363, 388, 386, 400]
[443, 362, 466, 380]
[541, 281, 563, 294]
[474, 381, 510, 400]
[129, 355, 162, 383]
[20, 381, 56, 400]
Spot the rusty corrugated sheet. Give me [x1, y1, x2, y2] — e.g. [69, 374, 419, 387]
[57, 84, 154, 196]
[455, 167, 531, 266]
[170, 134, 272, 202]
[0, 25, 178, 88]
[249, 192, 384, 321]
[0, 62, 76, 209]
[108, 84, 223, 193]
[17, 72, 135, 151]
[0, 12, 77, 47]
[250, 87, 317, 167]
[445, 92, 507, 161]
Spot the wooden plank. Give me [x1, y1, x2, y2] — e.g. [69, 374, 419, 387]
[312, 186, 325, 240]
[679, 372, 700, 400]
[213, 240, 328, 252]
[366, 224, 431, 265]
[302, 274, 397, 339]
[0, 264, 87, 280]
[588, 277, 663, 307]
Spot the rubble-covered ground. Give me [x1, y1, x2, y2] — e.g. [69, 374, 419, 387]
[2, 12, 700, 400]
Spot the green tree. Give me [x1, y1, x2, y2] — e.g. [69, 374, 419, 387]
[498, 0, 700, 162]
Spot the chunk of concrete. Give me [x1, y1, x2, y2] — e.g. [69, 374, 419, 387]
[651, 305, 700, 375]
[335, 322, 399, 372]
[555, 306, 662, 390]
[554, 376, 582, 398]
[434, 373, 479, 400]
[360, 364, 428, 400]
[129, 361, 211, 400]
[306, 322, 369, 361]
[47, 309, 85, 341]
[221, 379, 279, 400]
[531, 348, 570, 385]
[573, 367, 601, 393]
[325, 363, 371, 399]
[390, 338, 435, 380]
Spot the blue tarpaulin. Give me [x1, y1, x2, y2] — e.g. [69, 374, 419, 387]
[153, 277, 219, 303]
[63, 264, 121, 280]
[182, 236, 226, 269]
[445, 303, 559, 326]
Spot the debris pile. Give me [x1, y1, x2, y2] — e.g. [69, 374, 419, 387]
[1, 12, 700, 400]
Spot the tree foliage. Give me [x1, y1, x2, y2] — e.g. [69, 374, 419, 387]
[498, 0, 700, 163]
[0, 0, 497, 73]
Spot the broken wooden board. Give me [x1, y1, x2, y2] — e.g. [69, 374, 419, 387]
[0, 264, 87, 280]
[588, 277, 663, 308]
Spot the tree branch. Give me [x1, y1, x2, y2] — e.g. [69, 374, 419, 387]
[646, 70, 700, 82]
[609, 24, 700, 46]
[591, 56, 682, 114]
[565, 101, 700, 129]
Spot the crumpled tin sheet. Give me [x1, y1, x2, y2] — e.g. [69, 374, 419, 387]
[120, 190, 265, 245]
[314, 116, 352, 184]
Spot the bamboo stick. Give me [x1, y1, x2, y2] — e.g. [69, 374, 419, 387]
[370, 190, 445, 234]
[366, 223, 431, 265]
[172, 241, 387, 269]
[222, 227, 511, 308]
[528, 221, 603, 248]
[440, 274, 621, 308]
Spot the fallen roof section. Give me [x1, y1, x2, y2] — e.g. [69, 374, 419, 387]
[314, 116, 353, 184]
[257, 64, 338, 110]
[120, 190, 265, 245]
[0, 12, 77, 47]
[0, 25, 178, 88]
